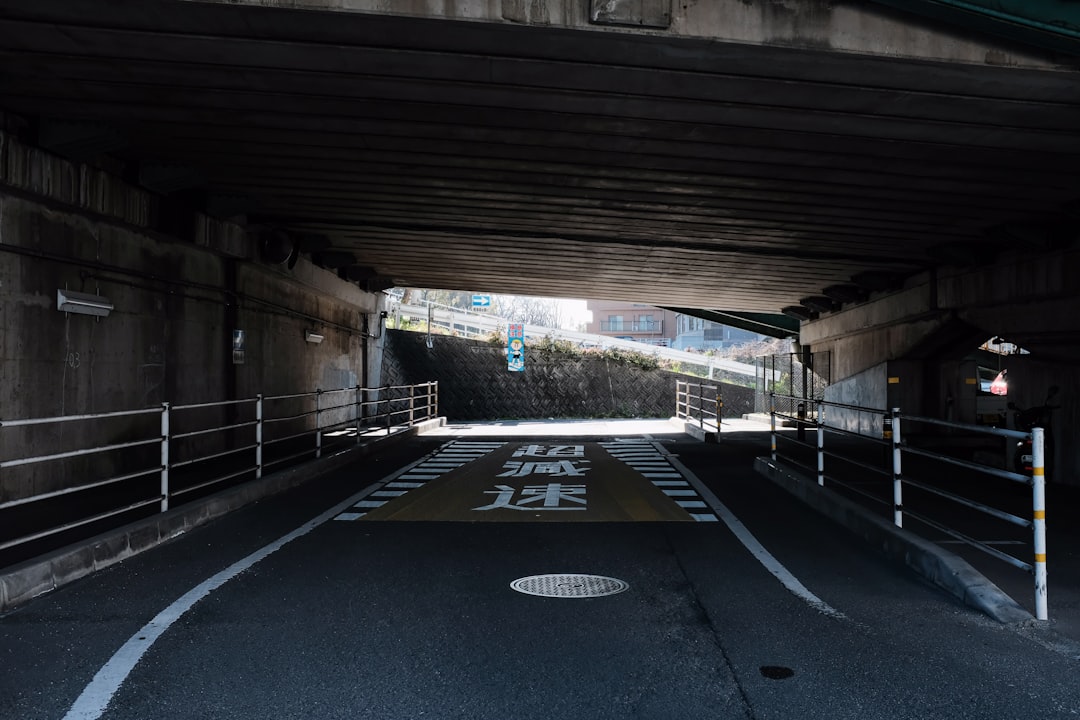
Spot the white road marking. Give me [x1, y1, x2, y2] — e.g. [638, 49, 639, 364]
[651, 480, 689, 487]
[334, 512, 365, 522]
[658, 444, 848, 621]
[60, 449, 426, 720]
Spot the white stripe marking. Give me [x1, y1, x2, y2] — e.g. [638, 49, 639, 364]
[659, 446, 848, 621]
[59, 443, 431, 720]
[662, 489, 698, 497]
[354, 500, 387, 508]
[651, 480, 689, 487]
[387, 482, 424, 489]
[677, 501, 708, 509]
[691, 514, 720, 523]
[333, 512, 365, 521]
[645, 473, 685, 479]
[372, 490, 406, 497]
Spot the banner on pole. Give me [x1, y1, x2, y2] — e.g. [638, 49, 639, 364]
[507, 323, 525, 372]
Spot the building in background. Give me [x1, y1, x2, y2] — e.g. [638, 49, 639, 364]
[585, 300, 766, 350]
[671, 314, 763, 351]
[584, 301, 677, 346]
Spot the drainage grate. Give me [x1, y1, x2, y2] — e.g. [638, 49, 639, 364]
[510, 574, 630, 598]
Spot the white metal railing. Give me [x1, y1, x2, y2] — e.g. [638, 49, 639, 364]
[768, 392, 1048, 621]
[675, 380, 722, 434]
[0, 381, 438, 557]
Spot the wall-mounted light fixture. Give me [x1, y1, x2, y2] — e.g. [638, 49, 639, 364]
[57, 289, 113, 317]
[304, 330, 325, 344]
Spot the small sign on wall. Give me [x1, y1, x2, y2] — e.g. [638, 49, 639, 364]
[232, 329, 246, 365]
[507, 323, 524, 372]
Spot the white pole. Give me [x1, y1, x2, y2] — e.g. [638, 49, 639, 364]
[816, 408, 825, 486]
[255, 394, 263, 479]
[160, 403, 170, 513]
[315, 389, 323, 459]
[1032, 426, 1048, 621]
[892, 408, 903, 528]
[770, 392, 777, 462]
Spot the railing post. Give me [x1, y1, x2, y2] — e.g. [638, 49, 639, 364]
[160, 402, 170, 513]
[433, 381, 439, 418]
[1032, 426, 1048, 621]
[892, 407, 903, 528]
[255, 394, 264, 479]
[816, 400, 825, 487]
[158, 405, 169, 511]
[769, 392, 777, 462]
[797, 402, 806, 442]
[409, 384, 416, 426]
[698, 385, 704, 432]
[315, 388, 323, 459]
[355, 385, 363, 444]
[384, 386, 392, 434]
[715, 390, 722, 429]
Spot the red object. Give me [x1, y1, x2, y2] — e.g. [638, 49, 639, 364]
[990, 370, 1008, 396]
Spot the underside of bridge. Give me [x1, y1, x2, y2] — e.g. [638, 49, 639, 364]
[1, 0, 1079, 326]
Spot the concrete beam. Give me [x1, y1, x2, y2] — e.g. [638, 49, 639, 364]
[177, 0, 1070, 68]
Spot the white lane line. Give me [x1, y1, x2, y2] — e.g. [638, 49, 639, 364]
[354, 500, 387, 508]
[371, 490, 407, 498]
[60, 445, 433, 720]
[642, 473, 684, 479]
[396, 474, 440, 481]
[651, 480, 689, 487]
[334, 512, 365, 522]
[677, 501, 708, 509]
[387, 481, 424, 489]
[657, 444, 848, 621]
[662, 489, 698, 497]
[691, 514, 720, 523]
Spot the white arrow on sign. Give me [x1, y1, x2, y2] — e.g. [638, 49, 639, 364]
[472, 294, 492, 307]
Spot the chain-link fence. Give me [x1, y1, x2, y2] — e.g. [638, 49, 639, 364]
[755, 352, 831, 416]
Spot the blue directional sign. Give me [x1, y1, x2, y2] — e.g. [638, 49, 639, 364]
[472, 294, 492, 308]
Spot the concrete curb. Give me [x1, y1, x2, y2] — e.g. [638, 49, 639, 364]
[0, 418, 446, 614]
[668, 417, 718, 443]
[754, 456, 1032, 625]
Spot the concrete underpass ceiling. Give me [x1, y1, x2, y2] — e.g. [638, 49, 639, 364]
[1, 1, 1080, 314]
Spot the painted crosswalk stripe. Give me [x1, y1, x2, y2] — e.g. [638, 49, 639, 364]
[372, 490, 407, 497]
[398, 474, 440, 481]
[651, 480, 689, 487]
[677, 500, 708, 509]
[333, 512, 365, 521]
[663, 489, 697, 497]
[387, 481, 424, 489]
[354, 500, 386, 508]
[691, 513, 719, 522]
[643, 473, 684, 479]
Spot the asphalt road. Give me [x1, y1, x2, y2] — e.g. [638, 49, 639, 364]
[2, 428, 1079, 720]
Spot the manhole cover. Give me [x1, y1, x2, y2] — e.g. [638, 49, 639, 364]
[510, 574, 629, 598]
[760, 666, 795, 680]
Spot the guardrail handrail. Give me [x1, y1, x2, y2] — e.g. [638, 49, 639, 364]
[767, 392, 1048, 620]
[0, 380, 439, 562]
[675, 380, 722, 435]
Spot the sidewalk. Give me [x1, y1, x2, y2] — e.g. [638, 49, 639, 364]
[751, 418, 1080, 654]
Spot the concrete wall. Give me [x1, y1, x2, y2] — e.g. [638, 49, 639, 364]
[382, 329, 756, 421]
[0, 135, 381, 506]
[180, 0, 1068, 69]
[822, 362, 887, 437]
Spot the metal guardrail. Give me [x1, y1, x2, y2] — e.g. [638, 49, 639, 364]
[675, 380, 721, 434]
[0, 381, 438, 557]
[768, 393, 1048, 620]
